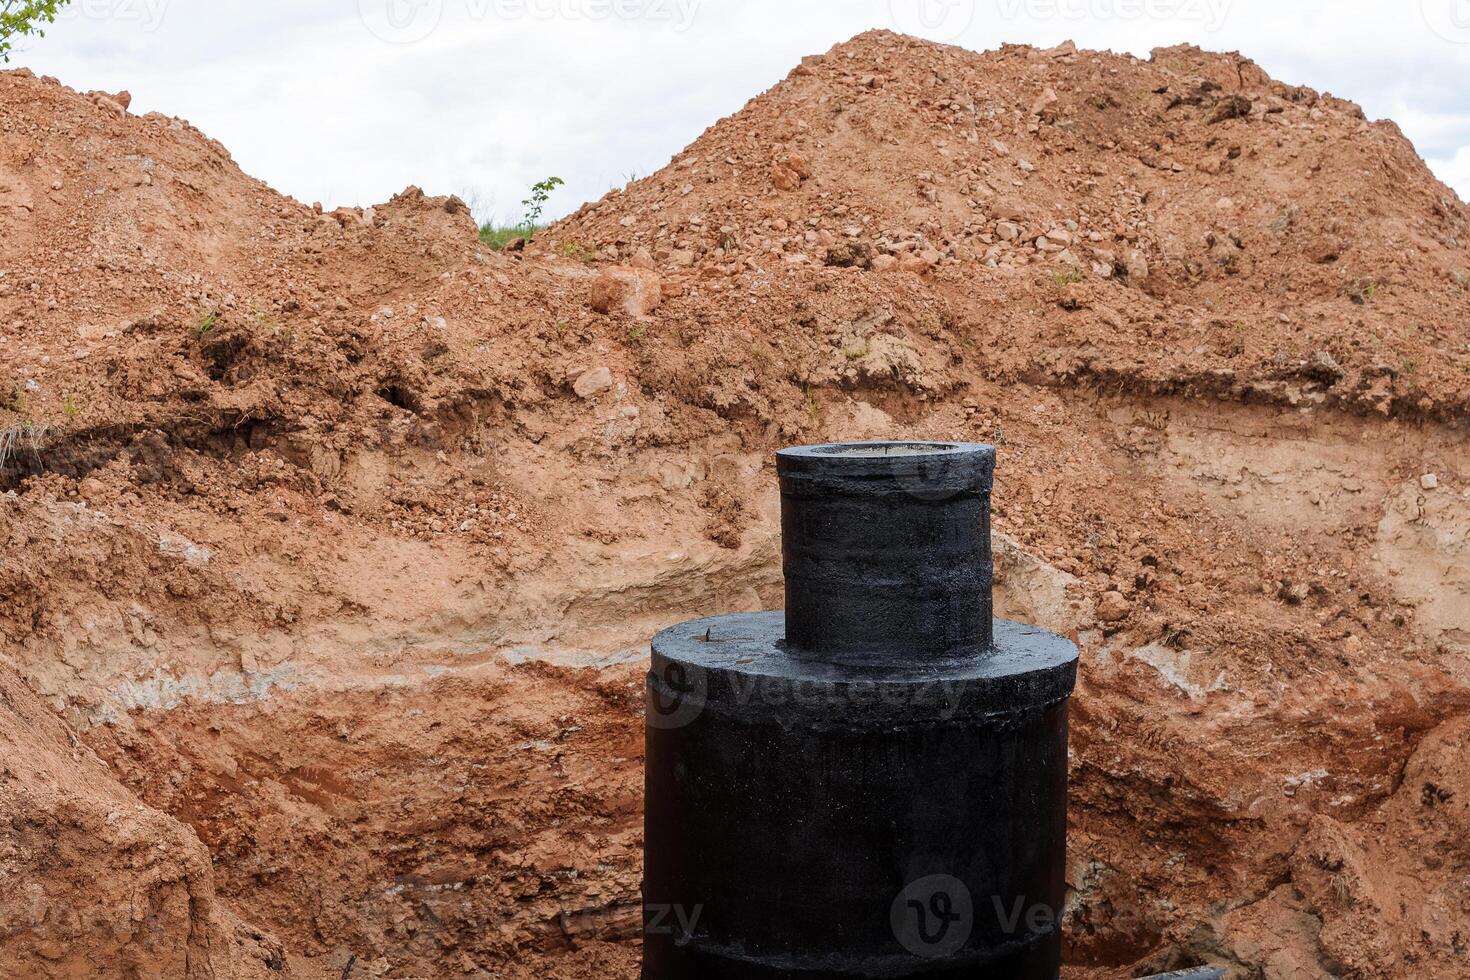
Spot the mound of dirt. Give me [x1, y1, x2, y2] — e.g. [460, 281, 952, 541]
[548, 33, 1470, 422]
[0, 660, 292, 978]
[1, 32, 1468, 979]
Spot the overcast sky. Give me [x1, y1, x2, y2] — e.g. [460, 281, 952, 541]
[15, 0, 1470, 226]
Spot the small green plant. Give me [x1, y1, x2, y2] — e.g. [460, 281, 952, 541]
[196, 308, 220, 338]
[61, 394, 79, 420]
[477, 177, 565, 250]
[1052, 268, 1083, 287]
[804, 388, 821, 421]
[1401, 357, 1419, 377]
[479, 223, 540, 249]
[521, 176, 564, 228]
[0, 0, 69, 63]
[1348, 278, 1377, 305]
[3, 383, 25, 414]
[558, 240, 590, 262]
[625, 323, 647, 345]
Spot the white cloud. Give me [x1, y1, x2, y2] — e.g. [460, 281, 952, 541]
[13, 0, 1470, 222]
[1427, 146, 1470, 201]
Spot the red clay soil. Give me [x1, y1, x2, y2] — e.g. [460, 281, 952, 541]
[1, 30, 1468, 979]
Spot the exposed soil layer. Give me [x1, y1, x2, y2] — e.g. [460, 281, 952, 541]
[1, 31, 1468, 979]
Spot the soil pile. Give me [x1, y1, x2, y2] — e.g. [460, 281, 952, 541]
[1, 31, 1468, 979]
[550, 34, 1470, 422]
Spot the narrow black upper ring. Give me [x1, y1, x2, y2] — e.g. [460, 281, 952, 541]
[777, 441, 996, 490]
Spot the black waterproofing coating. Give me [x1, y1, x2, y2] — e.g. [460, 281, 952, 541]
[643, 443, 1080, 979]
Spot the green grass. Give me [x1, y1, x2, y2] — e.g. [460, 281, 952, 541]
[558, 240, 591, 262]
[1348, 278, 1377, 305]
[804, 388, 821, 421]
[479, 223, 544, 250]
